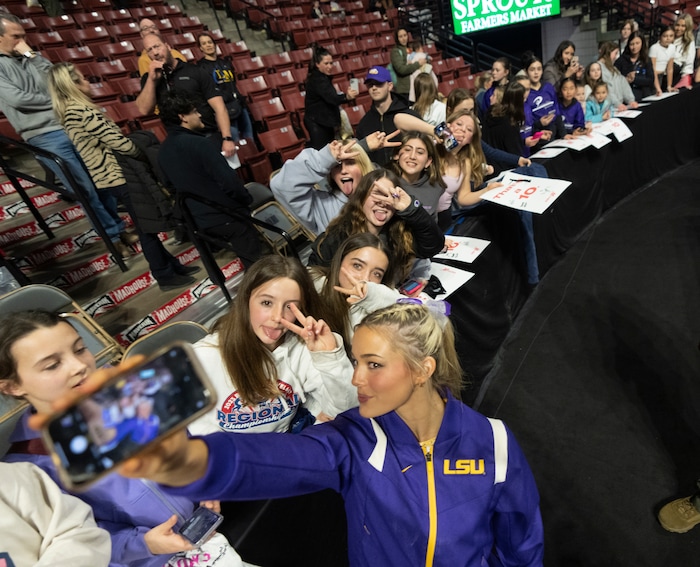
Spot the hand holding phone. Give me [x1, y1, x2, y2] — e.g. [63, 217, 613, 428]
[178, 507, 224, 547]
[349, 78, 359, 92]
[532, 131, 544, 140]
[41, 343, 216, 490]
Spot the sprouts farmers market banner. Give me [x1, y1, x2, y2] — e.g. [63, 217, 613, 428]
[451, 0, 560, 33]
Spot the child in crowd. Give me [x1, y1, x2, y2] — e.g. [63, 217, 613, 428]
[522, 52, 565, 143]
[308, 169, 445, 286]
[411, 73, 446, 126]
[312, 233, 401, 352]
[446, 87, 476, 115]
[558, 77, 589, 136]
[474, 71, 493, 111]
[479, 57, 511, 117]
[391, 131, 446, 221]
[188, 254, 356, 436]
[650, 26, 678, 93]
[407, 41, 437, 103]
[586, 81, 612, 122]
[114, 302, 545, 567]
[583, 61, 604, 100]
[0, 311, 242, 567]
[575, 83, 587, 114]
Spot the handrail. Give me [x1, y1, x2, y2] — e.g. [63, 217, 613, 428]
[0, 134, 129, 272]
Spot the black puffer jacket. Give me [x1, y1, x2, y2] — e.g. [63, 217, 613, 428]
[114, 130, 175, 234]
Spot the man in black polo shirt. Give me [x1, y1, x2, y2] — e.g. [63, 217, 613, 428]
[136, 33, 236, 158]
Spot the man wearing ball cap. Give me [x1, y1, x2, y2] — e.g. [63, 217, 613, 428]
[356, 65, 419, 165]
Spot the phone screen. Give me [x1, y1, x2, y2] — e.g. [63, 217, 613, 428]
[178, 507, 224, 545]
[349, 78, 359, 91]
[45, 344, 214, 488]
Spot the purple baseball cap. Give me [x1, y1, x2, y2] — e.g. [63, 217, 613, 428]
[365, 65, 392, 83]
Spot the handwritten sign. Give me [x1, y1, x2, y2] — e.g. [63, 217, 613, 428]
[480, 171, 571, 214]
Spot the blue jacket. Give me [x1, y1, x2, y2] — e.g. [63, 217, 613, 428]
[165, 393, 544, 566]
[3, 411, 196, 567]
[586, 98, 611, 123]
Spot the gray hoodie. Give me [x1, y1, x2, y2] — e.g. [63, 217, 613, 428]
[270, 144, 349, 236]
[0, 53, 61, 141]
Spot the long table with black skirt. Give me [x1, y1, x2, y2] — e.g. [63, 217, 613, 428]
[449, 88, 700, 404]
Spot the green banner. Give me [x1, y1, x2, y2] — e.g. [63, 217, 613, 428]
[451, 0, 560, 34]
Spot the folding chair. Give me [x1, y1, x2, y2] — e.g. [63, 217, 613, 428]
[0, 284, 124, 367]
[178, 193, 301, 301]
[245, 182, 316, 249]
[123, 321, 210, 359]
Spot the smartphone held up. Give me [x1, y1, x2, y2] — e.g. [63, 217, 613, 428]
[41, 343, 216, 490]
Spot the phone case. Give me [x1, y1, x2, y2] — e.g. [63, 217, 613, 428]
[41, 342, 217, 491]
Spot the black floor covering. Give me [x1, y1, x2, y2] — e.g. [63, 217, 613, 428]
[475, 160, 700, 566]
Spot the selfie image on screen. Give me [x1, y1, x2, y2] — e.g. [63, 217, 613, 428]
[48, 346, 210, 483]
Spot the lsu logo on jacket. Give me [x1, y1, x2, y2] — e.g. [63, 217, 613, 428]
[443, 459, 486, 475]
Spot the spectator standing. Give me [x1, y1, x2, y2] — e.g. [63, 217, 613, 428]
[0, 11, 137, 258]
[304, 45, 357, 150]
[390, 28, 421, 100]
[355, 66, 419, 165]
[196, 32, 253, 142]
[47, 62, 200, 290]
[136, 33, 237, 158]
[137, 19, 186, 76]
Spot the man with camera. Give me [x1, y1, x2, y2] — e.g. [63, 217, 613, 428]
[136, 33, 236, 158]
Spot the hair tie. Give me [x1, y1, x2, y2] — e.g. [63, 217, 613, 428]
[396, 297, 451, 328]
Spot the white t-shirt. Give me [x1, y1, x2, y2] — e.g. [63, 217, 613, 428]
[649, 42, 677, 73]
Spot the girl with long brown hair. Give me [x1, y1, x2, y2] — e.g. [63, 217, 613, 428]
[188, 255, 355, 436]
[307, 169, 445, 285]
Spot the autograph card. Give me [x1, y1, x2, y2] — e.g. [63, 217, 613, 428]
[481, 171, 571, 214]
[433, 236, 490, 264]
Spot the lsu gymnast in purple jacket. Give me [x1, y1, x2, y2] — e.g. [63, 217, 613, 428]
[109, 302, 545, 567]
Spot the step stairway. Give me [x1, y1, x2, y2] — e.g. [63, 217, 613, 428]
[0, 147, 244, 345]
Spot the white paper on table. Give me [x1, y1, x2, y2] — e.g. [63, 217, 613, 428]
[642, 91, 679, 101]
[542, 137, 592, 151]
[530, 146, 569, 159]
[582, 131, 613, 149]
[614, 109, 642, 118]
[428, 262, 475, 300]
[591, 118, 633, 141]
[606, 118, 633, 142]
[434, 236, 490, 264]
[480, 171, 572, 214]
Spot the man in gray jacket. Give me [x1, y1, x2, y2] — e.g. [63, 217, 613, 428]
[0, 11, 136, 257]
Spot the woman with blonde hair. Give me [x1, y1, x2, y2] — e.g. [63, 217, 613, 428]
[271, 135, 388, 236]
[673, 14, 696, 87]
[47, 62, 198, 290]
[113, 302, 544, 567]
[411, 72, 446, 126]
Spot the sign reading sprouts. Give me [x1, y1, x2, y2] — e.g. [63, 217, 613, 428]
[451, 0, 561, 34]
